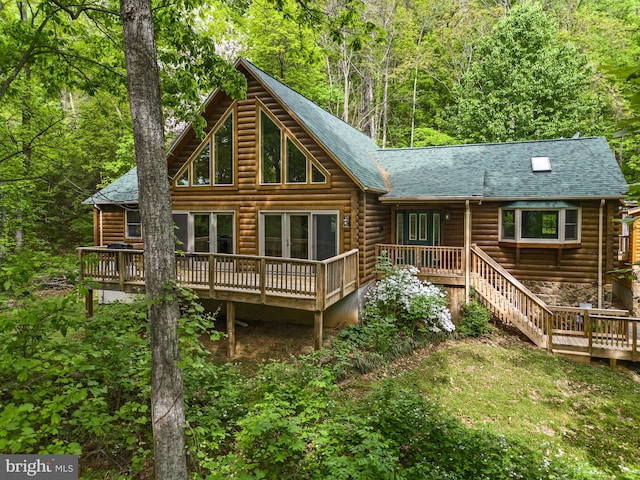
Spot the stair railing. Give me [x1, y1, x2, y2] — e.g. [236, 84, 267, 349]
[470, 244, 552, 349]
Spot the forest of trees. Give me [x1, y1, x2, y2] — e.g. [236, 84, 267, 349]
[1, 0, 639, 255]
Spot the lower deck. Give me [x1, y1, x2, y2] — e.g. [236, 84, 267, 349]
[79, 244, 640, 363]
[78, 247, 359, 353]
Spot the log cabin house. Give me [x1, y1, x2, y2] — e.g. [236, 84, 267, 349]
[81, 58, 638, 362]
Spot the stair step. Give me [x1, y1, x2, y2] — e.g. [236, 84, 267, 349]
[552, 349, 591, 357]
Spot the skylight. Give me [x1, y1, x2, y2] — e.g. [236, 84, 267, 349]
[531, 156, 551, 172]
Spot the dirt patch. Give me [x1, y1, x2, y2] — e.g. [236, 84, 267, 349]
[203, 319, 341, 364]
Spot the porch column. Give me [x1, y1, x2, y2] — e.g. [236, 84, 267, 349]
[464, 200, 471, 302]
[314, 310, 323, 350]
[226, 301, 236, 358]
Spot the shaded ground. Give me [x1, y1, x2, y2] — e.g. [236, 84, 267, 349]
[203, 319, 341, 363]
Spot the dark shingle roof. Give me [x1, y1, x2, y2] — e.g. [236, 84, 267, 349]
[83, 167, 138, 204]
[83, 61, 627, 206]
[376, 137, 627, 201]
[240, 59, 386, 192]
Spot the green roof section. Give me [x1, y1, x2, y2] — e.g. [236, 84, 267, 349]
[376, 137, 627, 201]
[239, 59, 387, 192]
[83, 167, 138, 204]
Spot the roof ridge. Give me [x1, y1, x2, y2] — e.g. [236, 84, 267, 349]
[378, 136, 604, 152]
[239, 58, 371, 141]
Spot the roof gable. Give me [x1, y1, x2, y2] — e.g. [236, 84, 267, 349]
[84, 61, 627, 205]
[83, 167, 138, 205]
[238, 59, 386, 192]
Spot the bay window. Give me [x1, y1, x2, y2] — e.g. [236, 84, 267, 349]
[500, 202, 580, 245]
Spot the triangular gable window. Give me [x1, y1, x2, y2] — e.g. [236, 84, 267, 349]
[259, 107, 328, 186]
[176, 112, 234, 187]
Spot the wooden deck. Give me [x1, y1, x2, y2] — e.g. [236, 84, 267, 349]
[78, 247, 359, 354]
[549, 307, 639, 362]
[79, 243, 640, 363]
[375, 244, 466, 285]
[78, 247, 359, 312]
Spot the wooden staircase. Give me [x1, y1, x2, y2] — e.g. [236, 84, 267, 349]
[376, 243, 639, 362]
[470, 245, 551, 349]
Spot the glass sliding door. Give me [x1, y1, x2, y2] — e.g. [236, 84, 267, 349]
[264, 214, 283, 257]
[172, 212, 234, 253]
[194, 214, 211, 252]
[260, 212, 338, 260]
[289, 214, 309, 259]
[314, 214, 337, 260]
[216, 214, 233, 254]
[173, 213, 189, 252]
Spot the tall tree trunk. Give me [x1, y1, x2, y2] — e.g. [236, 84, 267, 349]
[120, 1, 187, 479]
[16, 1, 31, 252]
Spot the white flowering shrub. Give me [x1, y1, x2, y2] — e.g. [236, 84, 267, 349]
[364, 256, 455, 335]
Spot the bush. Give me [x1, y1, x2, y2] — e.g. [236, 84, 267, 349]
[0, 286, 221, 478]
[458, 298, 492, 337]
[364, 256, 454, 335]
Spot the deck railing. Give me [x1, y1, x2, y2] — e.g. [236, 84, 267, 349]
[375, 244, 464, 276]
[549, 306, 639, 361]
[78, 247, 359, 311]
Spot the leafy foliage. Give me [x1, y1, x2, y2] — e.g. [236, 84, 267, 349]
[458, 298, 493, 338]
[0, 286, 220, 477]
[450, 3, 607, 143]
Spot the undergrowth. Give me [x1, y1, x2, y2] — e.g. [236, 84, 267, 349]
[1, 256, 638, 478]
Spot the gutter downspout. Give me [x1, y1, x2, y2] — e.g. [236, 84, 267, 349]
[598, 199, 605, 308]
[465, 200, 471, 302]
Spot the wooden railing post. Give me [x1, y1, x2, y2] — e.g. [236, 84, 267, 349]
[584, 308, 593, 355]
[340, 256, 346, 297]
[632, 321, 638, 362]
[546, 312, 553, 351]
[209, 255, 215, 296]
[316, 262, 326, 311]
[78, 249, 85, 281]
[260, 258, 267, 303]
[118, 251, 125, 290]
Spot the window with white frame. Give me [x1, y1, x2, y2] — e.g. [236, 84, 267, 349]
[500, 203, 580, 244]
[126, 209, 142, 239]
[258, 211, 338, 260]
[171, 212, 234, 253]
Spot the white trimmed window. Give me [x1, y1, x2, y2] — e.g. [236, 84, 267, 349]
[126, 210, 142, 239]
[500, 202, 580, 244]
[171, 211, 234, 253]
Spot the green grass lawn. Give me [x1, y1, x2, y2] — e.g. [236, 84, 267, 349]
[340, 331, 640, 478]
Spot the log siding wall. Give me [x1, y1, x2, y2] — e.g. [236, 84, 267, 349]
[119, 67, 368, 276]
[431, 200, 620, 285]
[92, 65, 621, 292]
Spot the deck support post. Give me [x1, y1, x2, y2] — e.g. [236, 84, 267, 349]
[314, 311, 323, 350]
[85, 289, 94, 318]
[227, 301, 236, 358]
